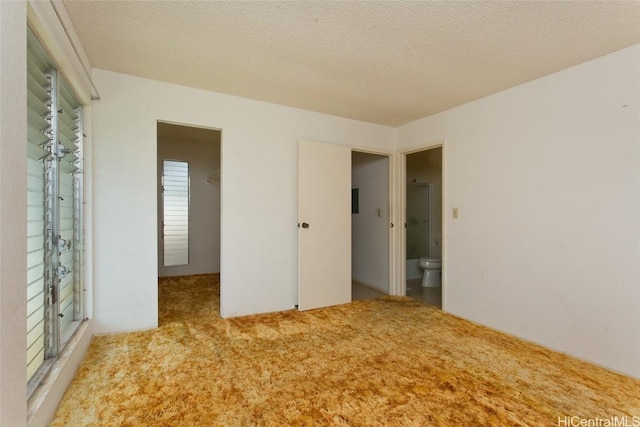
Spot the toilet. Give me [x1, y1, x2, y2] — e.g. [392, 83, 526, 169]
[419, 257, 442, 288]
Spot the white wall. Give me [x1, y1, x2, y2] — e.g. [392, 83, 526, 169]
[397, 45, 640, 378]
[0, 2, 28, 425]
[91, 69, 395, 331]
[351, 152, 390, 292]
[157, 136, 221, 277]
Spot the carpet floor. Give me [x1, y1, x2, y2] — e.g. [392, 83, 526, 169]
[51, 274, 640, 426]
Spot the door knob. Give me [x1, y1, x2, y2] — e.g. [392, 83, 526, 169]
[301, 222, 310, 229]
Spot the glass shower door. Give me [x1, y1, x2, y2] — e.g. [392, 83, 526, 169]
[406, 184, 429, 259]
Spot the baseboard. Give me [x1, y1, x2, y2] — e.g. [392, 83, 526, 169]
[27, 319, 93, 427]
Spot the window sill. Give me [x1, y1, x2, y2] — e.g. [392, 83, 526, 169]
[27, 319, 93, 427]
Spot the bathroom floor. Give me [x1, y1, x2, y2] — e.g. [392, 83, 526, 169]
[406, 278, 442, 309]
[352, 282, 387, 301]
[352, 280, 442, 310]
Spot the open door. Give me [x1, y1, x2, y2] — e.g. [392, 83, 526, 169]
[298, 139, 351, 311]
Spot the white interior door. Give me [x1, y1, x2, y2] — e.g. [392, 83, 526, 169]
[298, 139, 351, 311]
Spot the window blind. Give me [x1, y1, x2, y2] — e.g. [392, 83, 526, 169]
[26, 29, 84, 390]
[162, 160, 190, 266]
[26, 29, 50, 382]
[57, 77, 83, 344]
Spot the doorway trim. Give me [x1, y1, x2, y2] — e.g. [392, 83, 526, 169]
[396, 140, 446, 307]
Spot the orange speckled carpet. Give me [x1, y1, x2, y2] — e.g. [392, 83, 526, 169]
[51, 274, 640, 426]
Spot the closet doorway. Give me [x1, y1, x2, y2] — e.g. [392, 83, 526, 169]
[156, 122, 221, 321]
[351, 151, 391, 301]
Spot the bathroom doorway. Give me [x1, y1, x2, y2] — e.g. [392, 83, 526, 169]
[156, 121, 222, 321]
[351, 150, 391, 301]
[405, 146, 443, 308]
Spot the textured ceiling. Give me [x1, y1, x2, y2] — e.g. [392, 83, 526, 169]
[63, 1, 640, 126]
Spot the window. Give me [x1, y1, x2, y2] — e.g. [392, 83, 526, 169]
[162, 160, 190, 266]
[26, 29, 84, 395]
